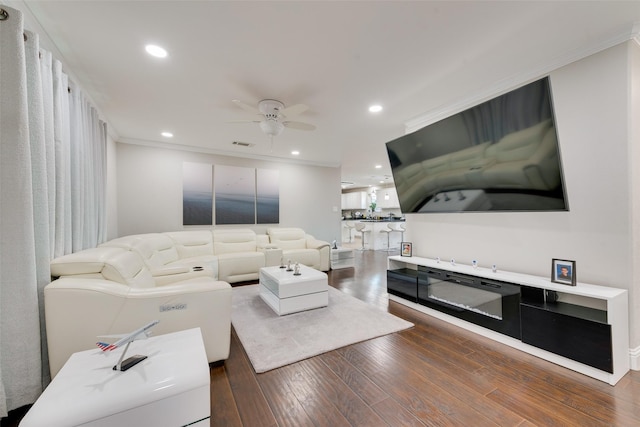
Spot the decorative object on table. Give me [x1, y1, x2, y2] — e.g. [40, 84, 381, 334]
[401, 242, 412, 257]
[331, 239, 338, 249]
[450, 258, 456, 266]
[472, 260, 478, 269]
[95, 320, 159, 372]
[286, 259, 293, 271]
[280, 256, 286, 268]
[293, 262, 301, 276]
[551, 258, 576, 286]
[492, 264, 497, 273]
[436, 257, 440, 263]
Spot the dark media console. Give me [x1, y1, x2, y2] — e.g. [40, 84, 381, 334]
[387, 255, 629, 385]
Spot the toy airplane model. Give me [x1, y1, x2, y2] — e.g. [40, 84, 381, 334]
[96, 320, 160, 371]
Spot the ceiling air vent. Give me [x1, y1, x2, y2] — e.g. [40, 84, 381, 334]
[232, 141, 255, 148]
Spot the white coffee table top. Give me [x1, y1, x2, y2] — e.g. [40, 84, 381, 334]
[20, 328, 209, 427]
[260, 264, 327, 298]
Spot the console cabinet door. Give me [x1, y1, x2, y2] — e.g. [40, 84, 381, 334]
[387, 269, 418, 302]
[520, 303, 613, 373]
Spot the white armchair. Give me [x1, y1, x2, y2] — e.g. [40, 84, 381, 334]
[46, 247, 231, 377]
[266, 227, 330, 271]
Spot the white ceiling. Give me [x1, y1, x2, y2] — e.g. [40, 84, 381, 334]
[12, 1, 640, 189]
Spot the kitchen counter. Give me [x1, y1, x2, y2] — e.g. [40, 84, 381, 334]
[343, 219, 405, 250]
[342, 218, 404, 222]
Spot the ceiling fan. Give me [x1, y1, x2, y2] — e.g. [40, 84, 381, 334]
[229, 99, 316, 137]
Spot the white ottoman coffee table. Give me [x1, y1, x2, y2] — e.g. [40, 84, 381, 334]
[19, 328, 210, 427]
[259, 264, 328, 315]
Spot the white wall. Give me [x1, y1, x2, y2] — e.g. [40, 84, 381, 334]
[404, 42, 639, 348]
[114, 143, 342, 243]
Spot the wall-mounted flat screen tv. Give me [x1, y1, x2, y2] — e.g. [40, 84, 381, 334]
[386, 77, 568, 213]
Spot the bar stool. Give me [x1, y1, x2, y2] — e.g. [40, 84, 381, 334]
[380, 224, 394, 252]
[398, 222, 406, 242]
[389, 222, 405, 247]
[354, 222, 371, 250]
[344, 221, 356, 243]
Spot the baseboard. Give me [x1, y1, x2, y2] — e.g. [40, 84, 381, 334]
[630, 345, 640, 370]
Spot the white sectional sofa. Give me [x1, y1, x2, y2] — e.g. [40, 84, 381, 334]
[45, 227, 330, 376]
[98, 227, 330, 284]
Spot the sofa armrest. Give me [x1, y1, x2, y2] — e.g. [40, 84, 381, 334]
[150, 265, 191, 276]
[258, 246, 283, 266]
[306, 238, 330, 250]
[152, 268, 217, 286]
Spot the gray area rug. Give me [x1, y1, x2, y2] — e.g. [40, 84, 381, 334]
[231, 285, 414, 373]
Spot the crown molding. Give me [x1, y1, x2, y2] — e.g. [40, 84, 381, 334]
[405, 25, 640, 134]
[633, 22, 640, 46]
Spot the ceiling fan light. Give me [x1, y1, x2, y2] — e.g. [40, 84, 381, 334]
[260, 119, 284, 136]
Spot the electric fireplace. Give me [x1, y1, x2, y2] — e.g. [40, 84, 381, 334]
[417, 266, 521, 338]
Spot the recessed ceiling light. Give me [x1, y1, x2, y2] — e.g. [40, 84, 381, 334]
[145, 44, 168, 58]
[161, 131, 173, 138]
[375, 164, 382, 169]
[291, 150, 300, 156]
[369, 104, 383, 113]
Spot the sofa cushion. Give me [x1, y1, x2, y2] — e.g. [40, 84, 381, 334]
[98, 250, 156, 289]
[217, 252, 265, 283]
[100, 233, 180, 271]
[133, 235, 180, 269]
[267, 228, 307, 250]
[165, 230, 214, 260]
[281, 249, 320, 270]
[213, 229, 257, 254]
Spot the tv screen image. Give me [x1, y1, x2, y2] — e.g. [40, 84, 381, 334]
[386, 77, 568, 213]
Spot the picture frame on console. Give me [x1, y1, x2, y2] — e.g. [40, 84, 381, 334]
[551, 258, 576, 286]
[401, 242, 412, 257]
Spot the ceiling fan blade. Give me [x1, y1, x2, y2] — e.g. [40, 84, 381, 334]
[232, 99, 260, 114]
[280, 103, 308, 118]
[283, 121, 316, 131]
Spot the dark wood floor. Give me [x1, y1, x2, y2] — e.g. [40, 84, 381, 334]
[3, 249, 640, 426]
[213, 249, 640, 427]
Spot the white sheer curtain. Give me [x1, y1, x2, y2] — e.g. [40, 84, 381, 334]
[0, 5, 107, 417]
